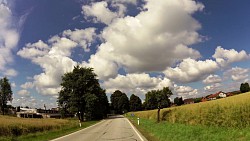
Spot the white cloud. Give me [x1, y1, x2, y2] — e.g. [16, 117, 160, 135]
[213, 46, 250, 67]
[84, 0, 204, 80]
[0, 2, 19, 76]
[82, 1, 120, 25]
[17, 89, 30, 97]
[20, 82, 34, 89]
[174, 85, 198, 98]
[203, 74, 222, 84]
[17, 28, 96, 96]
[224, 67, 249, 81]
[63, 28, 97, 52]
[4, 68, 18, 77]
[11, 82, 16, 88]
[102, 73, 173, 96]
[204, 83, 222, 92]
[164, 58, 219, 83]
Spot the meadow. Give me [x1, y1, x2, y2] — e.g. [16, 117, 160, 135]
[0, 116, 98, 141]
[128, 92, 250, 141]
[132, 92, 250, 128]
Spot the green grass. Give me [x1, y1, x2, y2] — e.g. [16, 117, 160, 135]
[132, 92, 250, 128]
[129, 117, 250, 141]
[0, 115, 99, 141]
[127, 92, 250, 141]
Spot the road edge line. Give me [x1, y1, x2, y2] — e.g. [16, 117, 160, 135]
[126, 118, 145, 141]
[51, 120, 106, 141]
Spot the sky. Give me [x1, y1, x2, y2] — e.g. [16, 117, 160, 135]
[0, 0, 250, 109]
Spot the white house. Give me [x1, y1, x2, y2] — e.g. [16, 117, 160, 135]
[219, 92, 227, 98]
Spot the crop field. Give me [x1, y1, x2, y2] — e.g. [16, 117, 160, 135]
[0, 116, 69, 137]
[132, 92, 250, 128]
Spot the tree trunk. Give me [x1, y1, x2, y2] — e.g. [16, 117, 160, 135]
[157, 107, 160, 123]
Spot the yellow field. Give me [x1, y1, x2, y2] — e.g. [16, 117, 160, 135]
[132, 92, 250, 128]
[0, 116, 69, 136]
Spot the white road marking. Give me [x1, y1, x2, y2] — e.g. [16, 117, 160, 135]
[51, 120, 106, 141]
[126, 118, 145, 141]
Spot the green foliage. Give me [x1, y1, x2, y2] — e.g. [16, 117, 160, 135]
[193, 97, 202, 103]
[110, 90, 129, 114]
[240, 82, 250, 93]
[145, 87, 172, 110]
[129, 94, 142, 111]
[0, 77, 13, 115]
[174, 97, 184, 106]
[128, 116, 250, 141]
[58, 65, 109, 121]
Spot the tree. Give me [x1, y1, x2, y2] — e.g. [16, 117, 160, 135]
[174, 97, 184, 106]
[240, 82, 250, 93]
[156, 87, 172, 122]
[58, 65, 109, 121]
[129, 94, 142, 111]
[144, 90, 158, 110]
[110, 90, 129, 114]
[0, 77, 13, 115]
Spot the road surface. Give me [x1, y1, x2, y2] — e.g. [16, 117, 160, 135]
[52, 115, 147, 141]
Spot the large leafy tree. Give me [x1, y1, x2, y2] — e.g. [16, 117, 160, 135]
[110, 90, 129, 114]
[145, 87, 172, 122]
[240, 82, 250, 93]
[58, 66, 109, 121]
[174, 97, 184, 106]
[0, 77, 13, 115]
[129, 94, 142, 111]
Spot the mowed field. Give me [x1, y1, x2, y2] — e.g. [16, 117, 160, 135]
[129, 92, 250, 141]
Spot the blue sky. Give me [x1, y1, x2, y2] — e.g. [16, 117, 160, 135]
[0, 0, 249, 108]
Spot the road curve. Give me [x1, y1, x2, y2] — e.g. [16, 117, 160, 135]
[51, 115, 147, 141]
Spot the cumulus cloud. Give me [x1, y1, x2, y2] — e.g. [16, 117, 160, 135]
[203, 74, 222, 84]
[0, 2, 19, 76]
[17, 28, 96, 95]
[17, 89, 30, 97]
[20, 82, 34, 89]
[102, 73, 173, 96]
[84, 0, 204, 80]
[213, 46, 250, 67]
[164, 58, 219, 83]
[224, 67, 249, 82]
[204, 83, 222, 92]
[82, 1, 121, 25]
[174, 85, 198, 98]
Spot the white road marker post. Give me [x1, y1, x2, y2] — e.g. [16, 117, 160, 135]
[137, 117, 140, 125]
[79, 120, 82, 127]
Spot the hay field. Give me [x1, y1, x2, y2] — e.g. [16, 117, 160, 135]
[0, 116, 69, 136]
[132, 92, 250, 128]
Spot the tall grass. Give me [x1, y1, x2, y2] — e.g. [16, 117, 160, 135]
[132, 92, 250, 128]
[0, 116, 69, 136]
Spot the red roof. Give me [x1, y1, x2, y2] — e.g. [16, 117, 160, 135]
[207, 91, 222, 99]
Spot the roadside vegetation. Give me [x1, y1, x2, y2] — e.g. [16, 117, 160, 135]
[0, 115, 98, 141]
[128, 92, 250, 140]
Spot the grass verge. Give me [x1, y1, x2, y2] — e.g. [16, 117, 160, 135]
[128, 116, 250, 141]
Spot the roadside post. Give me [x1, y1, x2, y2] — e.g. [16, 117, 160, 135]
[79, 120, 82, 127]
[137, 117, 140, 125]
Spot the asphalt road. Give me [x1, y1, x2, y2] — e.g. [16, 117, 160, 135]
[51, 115, 147, 141]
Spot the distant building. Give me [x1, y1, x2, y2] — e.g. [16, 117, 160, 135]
[16, 108, 60, 118]
[183, 99, 194, 104]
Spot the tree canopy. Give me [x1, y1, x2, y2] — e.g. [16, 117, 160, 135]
[174, 97, 184, 106]
[129, 94, 142, 111]
[110, 90, 129, 114]
[0, 77, 13, 115]
[240, 82, 250, 93]
[58, 65, 109, 121]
